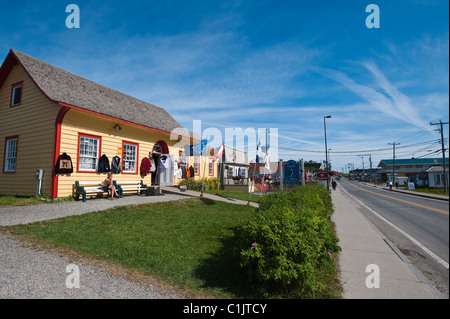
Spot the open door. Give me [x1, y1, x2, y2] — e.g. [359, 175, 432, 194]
[159, 154, 174, 186]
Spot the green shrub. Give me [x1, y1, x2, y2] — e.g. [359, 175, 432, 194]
[179, 178, 218, 191]
[240, 183, 341, 298]
[205, 178, 219, 191]
[179, 178, 202, 191]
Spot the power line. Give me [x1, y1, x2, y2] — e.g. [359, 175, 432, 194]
[278, 139, 441, 154]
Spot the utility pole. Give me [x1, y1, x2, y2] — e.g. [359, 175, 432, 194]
[323, 116, 331, 191]
[388, 142, 399, 184]
[430, 120, 449, 193]
[360, 155, 365, 172]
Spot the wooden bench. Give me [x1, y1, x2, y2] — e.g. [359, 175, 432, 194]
[75, 181, 109, 202]
[113, 180, 150, 197]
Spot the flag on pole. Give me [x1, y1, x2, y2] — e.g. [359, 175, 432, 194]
[213, 143, 224, 162]
[193, 139, 207, 156]
[265, 147, 271, 171]
[256, 140, 264, 163]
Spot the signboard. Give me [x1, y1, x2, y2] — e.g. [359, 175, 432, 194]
[317, 171, 328, 180]
[408, 182, 415, 190]
[283, 160, 300, 184]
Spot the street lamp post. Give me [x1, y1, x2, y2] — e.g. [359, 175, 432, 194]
[324, 116, 331, 191]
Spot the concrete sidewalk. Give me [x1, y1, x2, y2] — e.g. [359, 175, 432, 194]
[331, 186, 443, 299]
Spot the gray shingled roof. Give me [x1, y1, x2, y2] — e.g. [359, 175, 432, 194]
[11, 49, 186, 136]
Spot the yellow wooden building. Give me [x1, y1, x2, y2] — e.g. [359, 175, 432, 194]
[0, 49, 217, 198]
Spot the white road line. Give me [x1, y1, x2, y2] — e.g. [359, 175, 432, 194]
[340, 185, 449, 270]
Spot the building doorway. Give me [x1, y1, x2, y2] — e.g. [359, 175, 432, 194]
[151, 141, 173, 186]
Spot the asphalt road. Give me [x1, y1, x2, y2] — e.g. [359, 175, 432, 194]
[338, 179, 449, 298]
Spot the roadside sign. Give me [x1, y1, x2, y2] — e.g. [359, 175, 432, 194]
[283, 160, 300, 184]
[317, 171, 328, 180]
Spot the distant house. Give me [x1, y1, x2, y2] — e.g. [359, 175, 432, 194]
[426, 166, 449, 189]
[377, 158, 449, 186]
[0, 49, 217, 198]
[220, 146, 249, 188]
[349, 168, 382, 182]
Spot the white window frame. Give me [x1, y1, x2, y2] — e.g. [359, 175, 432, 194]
[194, 156, 200, 175]
[11, 83, 22, 107]
[78, 134, 100, 172]
[4, 137, 18, 172]
[209, 158, 214, 176]
[435, 174, 442, 186]
[123, 142, 138, 174]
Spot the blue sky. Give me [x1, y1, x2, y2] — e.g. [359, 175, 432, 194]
[1, 0, 448, 171]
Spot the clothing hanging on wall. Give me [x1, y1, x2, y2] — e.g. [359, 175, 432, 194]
[55, 153, 73, 174]
[149, 158, 156, 172]
[98, 154, 111, 173]
[140, 157, 152, 177]
[175, 167, 182, 179]
[151, 153, 160, 185]
[160, 155, 169, 168]
[111, 156, 121, 173]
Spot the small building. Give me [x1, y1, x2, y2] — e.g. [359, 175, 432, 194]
[0, 49, 218, 198]
[219, 146, 249, 190]
[377, 158, 449, 187]
[426, 166, 449, 189]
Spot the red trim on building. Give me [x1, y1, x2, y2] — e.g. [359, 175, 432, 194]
[0, 50, 18, 89]
[155, 140, 169, 154]
[76, 132, 102, 173]
[58, 102, 184, 139]
[121, 140, 139, 174]
[51, 107, 69, 198]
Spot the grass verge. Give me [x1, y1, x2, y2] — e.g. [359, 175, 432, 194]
[2, 197, 257, 298]
[204, 189, 263, 203]
[2, 188, 342, 299]
[0, 195, 74, 206]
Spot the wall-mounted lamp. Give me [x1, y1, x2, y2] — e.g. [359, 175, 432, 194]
[113, 124, 122, 130]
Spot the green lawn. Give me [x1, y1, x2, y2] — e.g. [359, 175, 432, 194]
[0, 195, 74, 206]
[4, 197, 257, 298]
[205, 189, 263, 203]
[0, 195, 43, 206]
[411, 188, 449, 197]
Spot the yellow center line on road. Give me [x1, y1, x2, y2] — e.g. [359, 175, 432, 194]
[345, 182, 449, 215]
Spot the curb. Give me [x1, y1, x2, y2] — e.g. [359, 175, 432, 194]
[359, 182, 449, 201]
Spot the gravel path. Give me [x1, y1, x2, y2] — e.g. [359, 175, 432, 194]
[0, 233, 181, 299]
[0, 194, 187, 226]
[0, 194, 188, 299]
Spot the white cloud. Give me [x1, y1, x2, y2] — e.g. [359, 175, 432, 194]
[314, 63, 427, 128]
